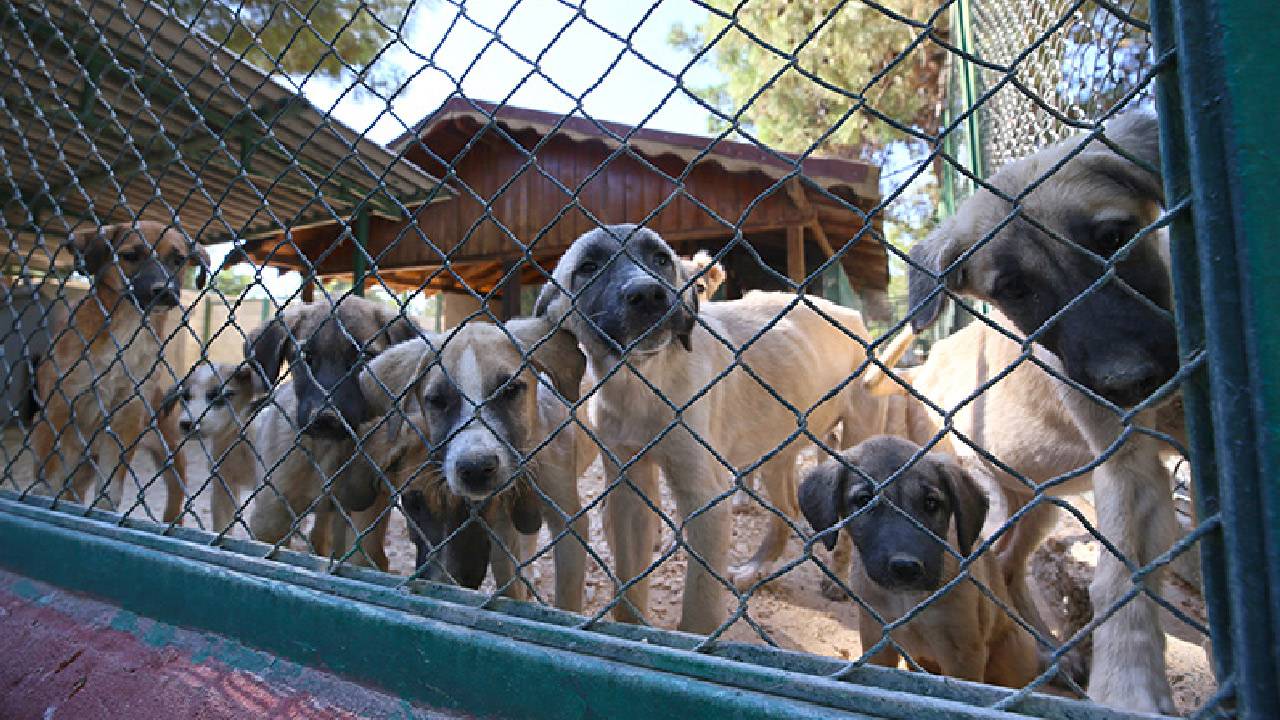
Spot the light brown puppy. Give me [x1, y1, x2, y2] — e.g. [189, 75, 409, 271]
[361, 314, 592, 609]
[681, 250, 726, 301]
[246, 296, 418, 570]
[904, 112, 1181, 712]
[800, 436, 1041, 688]
[165, 361, 265, 532]
[537, 225, 878, 632]
[32, 221, 207, 521]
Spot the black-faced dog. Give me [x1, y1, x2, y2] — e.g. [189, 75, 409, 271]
[905, 111, 1179, 712]
[800, 436, 1040, 688]
[32, 221, 207, 521]
[245, 296, 418, 569]
[536, 224, 880, 632]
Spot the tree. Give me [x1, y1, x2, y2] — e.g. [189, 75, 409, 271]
[166, 0, 415, 90]
[670, 2, 950, 157]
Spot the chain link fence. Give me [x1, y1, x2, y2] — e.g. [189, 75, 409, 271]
[0, 0, 1233, 716]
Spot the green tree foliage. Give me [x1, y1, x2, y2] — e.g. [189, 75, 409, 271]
[670, 2, 949, 157]
[166, 0, 414, 89]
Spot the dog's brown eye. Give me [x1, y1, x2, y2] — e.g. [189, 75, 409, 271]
[923, 495, 942, 512]
[575, 261, 599, 276]
[503, 379, 526, 397]
[653, 252, 671, 267]
[426, 389, 449, 410]
[1091, 218, 1139, 255]
[119, 249, 142, 263]
[850, 490, 874, 508]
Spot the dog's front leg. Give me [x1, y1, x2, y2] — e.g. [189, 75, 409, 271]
[1067, 403, 1176, 714]
[603, 454, 659, 625]
[536, 456, 586, 612]
[662, 436, 731, 635]
[489, 515, 529, 601]
[104, 401, 148, 515]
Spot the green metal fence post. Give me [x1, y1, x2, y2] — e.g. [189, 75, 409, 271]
[1153, 0, 1280, 715]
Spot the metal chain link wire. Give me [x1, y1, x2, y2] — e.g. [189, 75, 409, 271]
[0, 0, 1225, 716]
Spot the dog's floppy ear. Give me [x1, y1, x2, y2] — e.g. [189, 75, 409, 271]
[673, 257, 699, 353]
[188, 242, 211, 289]
[1081, 111, 1164, 206]
[374, 303, 423, 348]
[510, 478, 544, 536]
[245, 314, 295, 389]
[532, 279, 564, 319]
[158, 379, 183, 418]
[68, 225, 115, 277]
[799, 460, 847, 551]
[906, 217, 969, 333]
[360, 335, 440, 437]
[935, 456, 989, 557]
[507, 315, 586, 403]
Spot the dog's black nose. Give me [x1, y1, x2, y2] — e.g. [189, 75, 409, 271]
[456, 453, 499, 491]
[887, 554, 924, 584]
[178, 419, 193, 434]
[1087, 357, 1166, 408]
[150, 282, 180, 306]
[303, 410, 346, 438]
[623, 280, 669, 314]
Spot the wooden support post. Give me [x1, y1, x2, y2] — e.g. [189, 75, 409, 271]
[500, 260, 522, 320]
[301, 278, 316, 303]
[352, 208, 369, 297]
[787, 225, 806, 288]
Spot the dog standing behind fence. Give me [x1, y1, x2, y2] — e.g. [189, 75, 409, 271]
[32, 221, 207, 521]
[246, 296, 418, 570]
[165, 360, 264, 532]
[361, 314, 592, 608]
[905, 111, 1180, 713]
[536, 224, 882, 633]
[800, 436, 1043, 688]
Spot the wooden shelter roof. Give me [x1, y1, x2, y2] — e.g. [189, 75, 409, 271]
[237, 97, 887, 300]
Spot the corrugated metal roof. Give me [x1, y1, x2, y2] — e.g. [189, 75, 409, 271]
[0, 0, 448, 272]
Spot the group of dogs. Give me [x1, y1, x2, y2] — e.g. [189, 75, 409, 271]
[29, 111, 1186, 714]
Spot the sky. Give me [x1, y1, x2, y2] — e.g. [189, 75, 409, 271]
[299, 0, 724, 145]
[231, 0, 729, 296]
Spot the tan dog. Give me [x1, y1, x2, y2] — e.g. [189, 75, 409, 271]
[904, 112, 1180, 712]
[246, 296, 418, 570]
[32, 221, 207, 521]
[801, 436, 1042, 688]
[681, 250, 726, 301]
[360, 314, 591, 608]
[165, 361, 265, 532]
[536, 225, 877, 633]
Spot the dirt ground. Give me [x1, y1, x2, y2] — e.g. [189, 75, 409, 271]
[2, 432, 1217, 714]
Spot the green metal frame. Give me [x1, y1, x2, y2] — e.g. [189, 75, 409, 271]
[1151, 0, 1280, 717]
[0, 493, 1154, 720]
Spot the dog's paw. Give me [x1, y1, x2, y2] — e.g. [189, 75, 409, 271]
[730, 562, 766, 591]
[819, 575, 848, 601]
[1088, 665, 1176, 715]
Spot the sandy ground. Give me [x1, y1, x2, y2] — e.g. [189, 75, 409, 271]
[1, 430, 1217, 714]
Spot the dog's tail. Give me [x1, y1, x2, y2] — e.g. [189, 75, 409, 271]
[862, 326, 917, 396]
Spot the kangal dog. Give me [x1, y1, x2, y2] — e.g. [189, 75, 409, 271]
[536, 224, 878, 633]
[905, 111, 1182, 713]
[33, 221, 207, 521]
